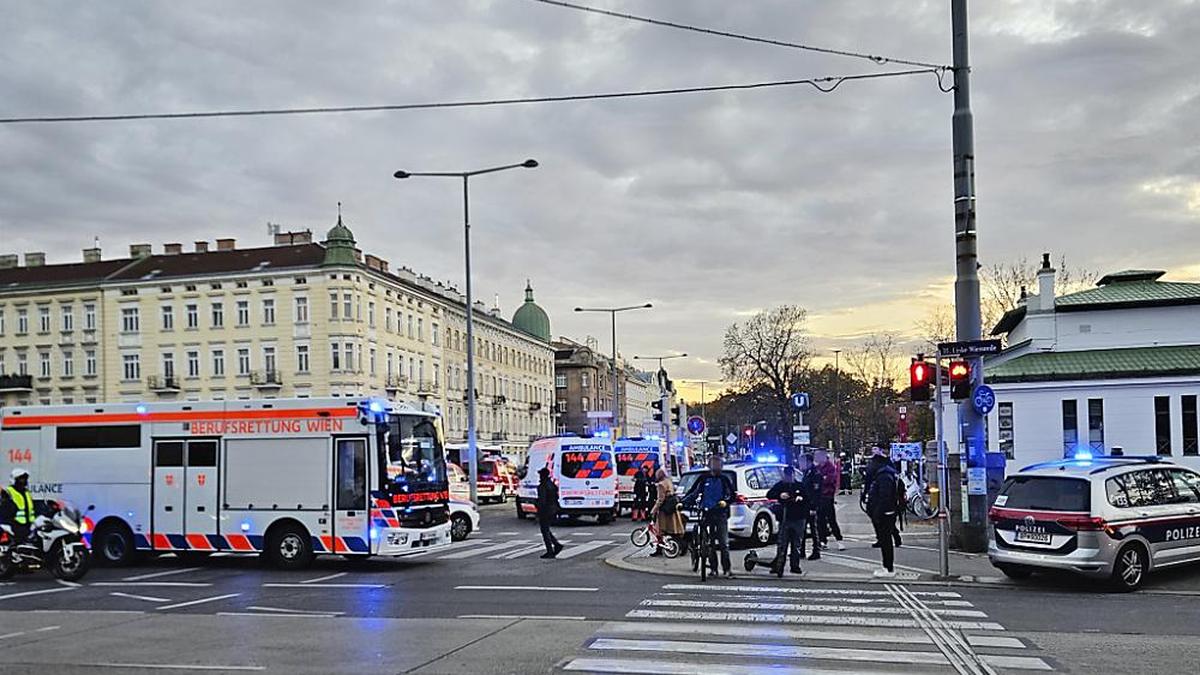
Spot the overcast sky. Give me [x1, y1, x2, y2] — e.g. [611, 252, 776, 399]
[2, 1, 1198, 398]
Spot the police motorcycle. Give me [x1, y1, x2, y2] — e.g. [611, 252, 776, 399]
[0, 501, 91, 582]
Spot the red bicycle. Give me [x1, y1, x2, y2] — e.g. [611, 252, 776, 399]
[629, 520, 682, 558]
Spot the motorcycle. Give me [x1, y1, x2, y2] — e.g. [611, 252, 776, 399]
[0, 501, 91, 582]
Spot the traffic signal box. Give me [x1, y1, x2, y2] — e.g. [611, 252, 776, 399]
[910, 359, 932, 402]
[670, 405, 682, 426]
[949, 360, 971, 400]
[651, 399, 664, 422]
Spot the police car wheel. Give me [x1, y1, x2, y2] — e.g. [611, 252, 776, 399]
[450, 513, 471, 542]
[268, 526, 313, 570]
[753, 515, 773, 546]
[1111, 544, 1147, 592]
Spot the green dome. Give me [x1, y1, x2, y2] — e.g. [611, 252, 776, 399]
[322, 210, 357, 267]
[512, 280, 551, 341]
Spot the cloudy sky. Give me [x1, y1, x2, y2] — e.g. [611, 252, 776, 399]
[2, 1, 1198, 398]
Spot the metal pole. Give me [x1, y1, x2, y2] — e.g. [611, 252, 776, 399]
[951, 0, 987, 552]
[936, 356, 949, 577]
[833, 349, 842, 452]
[463, 175, 478, 505]
[611, 310, 619, 435]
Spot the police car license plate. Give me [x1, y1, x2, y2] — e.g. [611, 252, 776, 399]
[1014, 526, 1051, 544]
[420, 531, 438, 542]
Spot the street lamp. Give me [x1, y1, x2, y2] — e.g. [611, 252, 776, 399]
[832, 349, 842, 452]
[392, 159, 538, 504]
[574, 303, 652, 434]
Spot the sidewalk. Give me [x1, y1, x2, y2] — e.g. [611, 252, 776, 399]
[606, 498, 1012, 587]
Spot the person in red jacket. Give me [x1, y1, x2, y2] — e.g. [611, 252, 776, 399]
[813, 450, 845, 551]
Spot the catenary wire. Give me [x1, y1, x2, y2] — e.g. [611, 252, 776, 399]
[526, 0, 950, 70]
[0, 69, 945, 125]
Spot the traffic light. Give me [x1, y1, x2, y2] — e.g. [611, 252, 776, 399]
[910, 359, 932, 402]
[651, 398, 664, 422]
[949, 360, 971, 400]
[670, 405, 682, 426]
[742, 425, 754, 438]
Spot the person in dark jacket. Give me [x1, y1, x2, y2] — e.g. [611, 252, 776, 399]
[766, 465, 808, 576]
[800, 455, 824, 560]
[865, 453, 903, 549]
[866, 459, 900, 577]
[632, 467, 650, 521]
[644, 464, 658, 516]
[813, 450, 845, 551]
[681, 454, 738, 578]
[536, 467, 564, 559]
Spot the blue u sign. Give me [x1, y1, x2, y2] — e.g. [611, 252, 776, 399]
[973, 385, 996, 415]
[791, 392, 810, 410]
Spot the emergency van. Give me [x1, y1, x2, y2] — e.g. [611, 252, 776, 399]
[0, 397, 453, 569]
[515, 435, 617, 523]
[614, 437, 670, 512]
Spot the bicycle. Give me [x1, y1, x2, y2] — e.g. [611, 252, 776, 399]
[687, 506, 724, 582]
[629, 519, 682, 558]
[906, 479, 938, 521]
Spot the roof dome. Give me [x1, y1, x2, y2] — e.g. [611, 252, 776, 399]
[511, 280, 551, 341]
[322, 209, 357, 267]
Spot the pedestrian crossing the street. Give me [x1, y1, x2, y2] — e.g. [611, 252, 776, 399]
[560, 582, 1054, 674]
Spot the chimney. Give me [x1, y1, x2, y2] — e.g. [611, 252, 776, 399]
[83, 247, 102, 263]
[164, 243, 183, 255]
[130, 243, 152, 258]
[1018, 285, 1027, 306]
[24, 252, 46, 267]
[194, 241, 209, 253]
[216, 238, 236, 251]
[274, 230, 312, 246]
[377, 259, 389, 274]
[364, 253, 382, 271]
[0, 254, 18, 269]
[1037, 252, 1056, 311]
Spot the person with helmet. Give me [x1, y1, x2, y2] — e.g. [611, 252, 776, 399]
[2, 468, 36, 543]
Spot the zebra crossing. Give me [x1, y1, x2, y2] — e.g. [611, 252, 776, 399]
[408, 533, 625, 561]
[560, 582, 1054, 674]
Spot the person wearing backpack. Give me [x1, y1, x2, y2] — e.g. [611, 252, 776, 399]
[865, 457, 901, 577]
[650, 468, 684, 556]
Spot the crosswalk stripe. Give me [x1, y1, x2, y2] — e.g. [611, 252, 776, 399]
[439, 540, 529, 559]
[595, 621, 1025, 649]
[405, 538, 489, 558]
[589, 637, 951, 667]
[657, 591, 974, 608]
[642, 598, 989, 619]
[563, 656, 895, 675]
[626, 608, 1005, 631]
[661, 583, 960, 598]
[557, 540, 620, 559]
[493, 543, 554, 559]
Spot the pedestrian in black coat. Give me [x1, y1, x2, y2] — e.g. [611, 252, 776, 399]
[536, 467, 564, 559]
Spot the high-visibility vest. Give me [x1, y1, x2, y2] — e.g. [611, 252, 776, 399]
[5, 486, 34, 525]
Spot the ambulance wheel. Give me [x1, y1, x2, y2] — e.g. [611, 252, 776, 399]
[93, 521, 137, 567]
[267, 524, 314, 570]
[598, 511, 615, 525]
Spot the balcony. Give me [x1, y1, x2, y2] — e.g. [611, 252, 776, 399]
[491, 432, 505, 441]
[461, 388, 479, 403]
[0, 374, 34, 393]
[416, 380, 439, 397]
[528, 401, 542, 412]
[384, 374, 408, 393]
[147, 375, 181, 392]
[491, 395, 507, 407]
[251, 370, 283, 388]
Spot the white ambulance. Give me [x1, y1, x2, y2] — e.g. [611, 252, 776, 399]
[515, 435, 617, 523]
[0, 397, 453, 569]
[613, 437, 670, 512]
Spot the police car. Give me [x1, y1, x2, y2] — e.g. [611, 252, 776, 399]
[677, 462, 788, 546]
[988, 455, 1200, 591]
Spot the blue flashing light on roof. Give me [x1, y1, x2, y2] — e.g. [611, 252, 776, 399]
[368, 400, 386, 414]
[596, 430, 610, 438]
[135, 404, 148, 415]
[756, 453, 780, 464]
[1073, 449, 1094, 461]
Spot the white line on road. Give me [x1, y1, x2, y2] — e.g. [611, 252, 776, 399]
[84, 664, 264, 672]
[91, 582, 213, 588]
[458, 614, 587, 620]
[156, 593, 241, 611]
[0, 586, 76, 601]
[595, 621, 1024, 649]
[824, 551, 940, 575]
[494, 543, 554, 559]
[657, 591, 973, 607]
[440, 540, 529, 559]
[626, 609, 1004, 631]
[0, 625, 60, 641]
[662, 583, 960, 598]
[33, 609, 146, 615]
[564, 656, 894, 675]
[110, 592, 171, 603]
[643, 598, 988, 618]
[122, 567, 203, 582]
[300, 572, 346, 584]
[261, 583, 386, 588]
[57, 579, 82, 588]
[493, 531, 520, 535]
[216, 612, 337, 619]
[590, 637, 951, 667]
[246, 606, 344, 616]
[456, 585, 599, 592]
[557, 540, 619, 559]
[403, 538, 489, 558]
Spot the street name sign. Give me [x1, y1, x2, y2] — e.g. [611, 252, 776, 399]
[937, 339, 1002, 357]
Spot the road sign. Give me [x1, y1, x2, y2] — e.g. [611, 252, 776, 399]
[937, 339, 1002, 357]
[791, 392, 810, 410]
[726, 433, 737, 445]
[686, 415, 706, 436]
[586, 411, 613, 419]
[972, 384, 996, 415]
[793, 431, 811, 446]
[890, 442, 923, 461]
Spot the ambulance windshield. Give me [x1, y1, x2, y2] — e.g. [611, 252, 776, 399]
[386, 414, 448, 489]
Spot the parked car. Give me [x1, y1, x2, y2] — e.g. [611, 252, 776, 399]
[677, 462, 787, 546]
[448, 462, 470, 501]
[449, 498, 480, 542]
[988, 455, 1200, 591]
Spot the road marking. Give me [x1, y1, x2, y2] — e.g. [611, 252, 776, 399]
[493, 531, 520, 535]
[0, 586, 76, 601]
[84, 664, 264, 672]
[122, 567, 202, 581]
[564, 656, 894, 675]
[590, 637, 953, 667]
[33, 609, 146, 615]
[493, 543, 554, 559]
[662, 583, 959, 598]
[261, 583, 386, 589]
[642, 598, 988, 618]
[657, 591, 974, 607]
[595, 621, 1024, 649]
[572, 531, 595, 536]
[459, 614, 587, 620]
[557, 540, 619, 559]
[91, 582, 213, 588]
[626, 609, 1004, 631]
[57, 579, 82, 588]
[439, 540, 529, 559]
[246, 606, 344, 616]
[888, 584, 1014, 674]
[0, 625, 60, 641]
[300, 572, 346, 584]
[823, 551, 940, 575]
[456, 585, 599, 592]
[157, 593, 241, 611]
[403, 538, 489, 558]
[110, 592, 171, 603]
[216, 612, 337, 619]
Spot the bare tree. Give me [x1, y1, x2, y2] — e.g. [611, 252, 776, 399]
[914, 303, 956, 352]
[843, 332, 903, 392]
[720, 305, 813, 428]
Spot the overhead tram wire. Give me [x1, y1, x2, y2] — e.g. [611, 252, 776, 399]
[0, 68, 946, 125]
[526, 0, 950, 71]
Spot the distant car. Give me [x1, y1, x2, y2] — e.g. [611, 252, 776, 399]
[463, 456, 514, 504]
[677, 462, 788, 546]
[989, 455, 1200, 591]
[448, 463, 470, 501]
[449, 498, 480, 542]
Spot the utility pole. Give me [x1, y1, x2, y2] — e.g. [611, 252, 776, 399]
[951, 0, 988, 552]
[832, 349, 842, 452]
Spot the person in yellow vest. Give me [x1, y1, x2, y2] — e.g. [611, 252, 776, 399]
[2, 468, 35, 543]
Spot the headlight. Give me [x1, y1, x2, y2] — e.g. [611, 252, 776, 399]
[55, 516, 80, 534]
[80, 520, 89, 534]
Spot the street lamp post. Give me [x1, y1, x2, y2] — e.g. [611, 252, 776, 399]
[393, 159, 538, 504]
[832, 349, 842, 452]
[574, 303, 652, 435]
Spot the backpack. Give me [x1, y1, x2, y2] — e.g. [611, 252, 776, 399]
[894, 474, 907, 512]
[661, 494, 679, 515]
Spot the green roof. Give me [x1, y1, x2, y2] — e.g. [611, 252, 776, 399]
[511, 280, 550, 341]
[986, 345, 1200, 383]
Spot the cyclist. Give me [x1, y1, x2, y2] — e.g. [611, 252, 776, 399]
[682, 454, 737, 578]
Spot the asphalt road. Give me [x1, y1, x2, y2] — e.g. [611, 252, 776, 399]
[2, 502, 1200, 674]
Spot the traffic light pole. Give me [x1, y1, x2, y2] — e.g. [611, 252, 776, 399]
[935, 357, 950, 578]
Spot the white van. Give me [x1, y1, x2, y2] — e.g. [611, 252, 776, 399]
[613, 437, 669, 512]
[516, 435, 617, 523]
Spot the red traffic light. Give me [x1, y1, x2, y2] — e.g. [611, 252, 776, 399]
[742, 425, 754, 437]
[949, 360, 971, 400]
[910, 360, 932, 402]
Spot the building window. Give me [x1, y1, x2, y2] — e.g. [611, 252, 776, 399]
[263, 346, 277, 374]
[162, 352, 175, 378]
[331, 344, 341, 371]
[386, 308, 393, 332]
[122, 353, 140, 381]
[432, 323, 440, 346]
[16, 308, 28, 335]
[121, 307, 139, 333]
[1184, 395, 1199, 457]
[329, 292, 339, 320]
[343, 293, 353, 321]
[16, 352, 27, 376]
[211, 302, 224, 328]
[212, 349, 225, 377]
[1155, 396, 1173, 456]
[407, 314, 414, 339]
[161, 305, 174, 331]
[345, 342, 356, 372]
[581, 372, 590, 388]
[581, 396, 590, 412]
[38, 306, 51, 333]
[236, 300, 250, 327]
[1061, 400, 1078, 458]
[294, 297, 309, 324]
[84, 303, 96, 331]
[84, 350, 97, 377]
[417, 318, 424, 342]
[261, 298, 275, 326]
[386, 351, 394, 378]
[368, 302, 376, 328]
[296, 345, 310, 373]
[61, 305, 74, 332]
[369, 348, 377, 376]
[556, 374, 567, 388]
[557, 400, 567, 413]
[1087, 398, 1105, 454]
[187, 350, 200, 378]
[997, 402, 1014, 459]
[62, 350, 73, 377]
[237, 348, 251, 376]
[0, 307, 6, 336]
[38, 351, 51, 379]
[185, 304, 198, 329]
